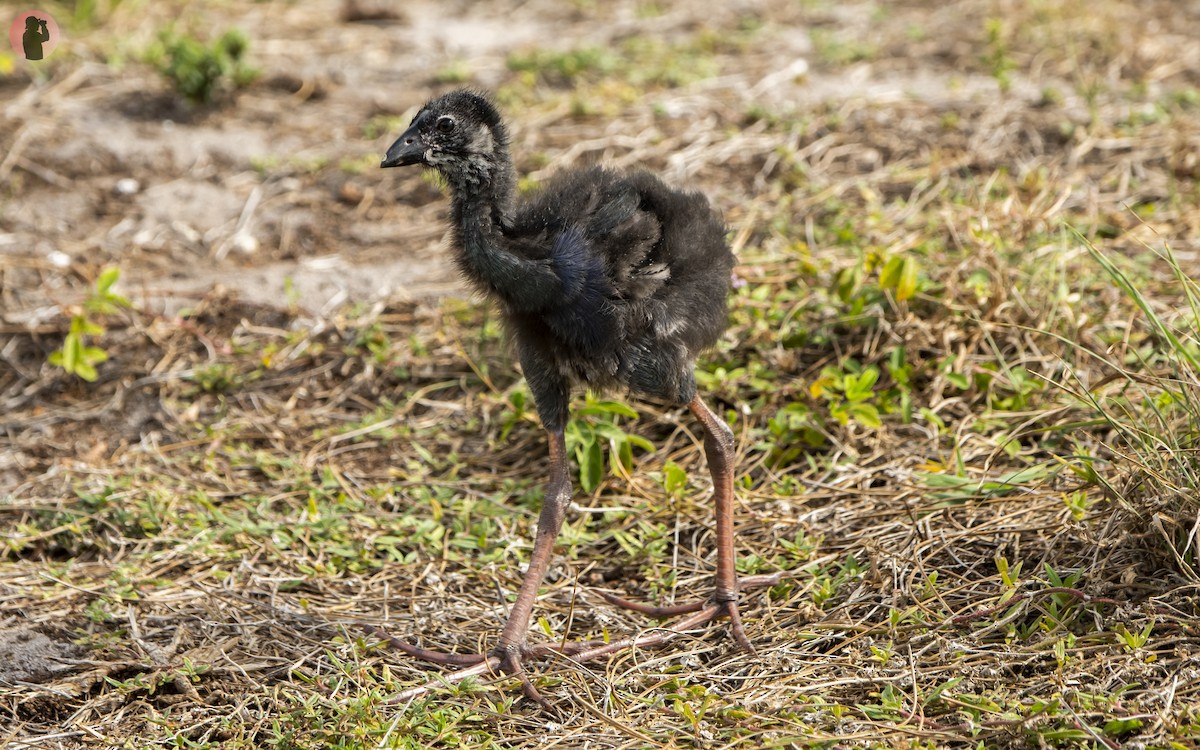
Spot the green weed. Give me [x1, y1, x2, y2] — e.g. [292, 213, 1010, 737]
[49, 266, 130, 381]
[982, 17, 1016, 91]
[810, 361, 884, 429]
[565, 396, 653, 493]
[146, 27, 258, 104]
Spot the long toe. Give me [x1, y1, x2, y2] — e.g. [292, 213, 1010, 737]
[599, 591, 707, 617]
[362, 624, 495, 667]
[497, 648, 551, 708]
[598, 570, 786, 651]
[367, 624, 564, 707]
[720, 599, 755, 653]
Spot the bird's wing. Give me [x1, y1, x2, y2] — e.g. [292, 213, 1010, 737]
[508, 168, 673, 304]
[583, 182, 669, 301]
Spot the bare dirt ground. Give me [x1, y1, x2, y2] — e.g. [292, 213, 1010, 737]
[4, 0, 1200, 747]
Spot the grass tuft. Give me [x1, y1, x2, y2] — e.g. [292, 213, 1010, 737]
[1064, 234, 1200, 577]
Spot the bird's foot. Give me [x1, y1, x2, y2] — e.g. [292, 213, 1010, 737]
[599, 571, 785, 653]
[359, 573, 785, 706]
[360, 625, 609, 707]
[361, 586, 774, 707]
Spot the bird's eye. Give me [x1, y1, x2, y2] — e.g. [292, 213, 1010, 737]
[435, 116, 455, 133]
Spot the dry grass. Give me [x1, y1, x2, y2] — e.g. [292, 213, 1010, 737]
[4, 0, 1200, 747]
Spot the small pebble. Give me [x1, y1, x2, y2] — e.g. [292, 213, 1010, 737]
[338, 181, 364, 204]
[231, 232, 259, 254]
[115, 178, 140, 196]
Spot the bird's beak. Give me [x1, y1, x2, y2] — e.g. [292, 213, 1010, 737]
[381, 125, 426, 168]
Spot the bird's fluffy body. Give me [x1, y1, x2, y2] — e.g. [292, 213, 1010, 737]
[384, 90, 733, 427]
[502, 166, 732, 407]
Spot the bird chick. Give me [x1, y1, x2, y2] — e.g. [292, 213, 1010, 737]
[377, 90, 778, 705]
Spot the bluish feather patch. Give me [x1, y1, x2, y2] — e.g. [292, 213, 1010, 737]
[546, 226, 618, 354]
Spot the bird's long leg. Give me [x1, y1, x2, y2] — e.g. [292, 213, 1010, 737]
[383, 396, 784, 704]
[364, 427, 573, 705]
[488, 426, 573, 703]
[602, 393, 778, 651]
[690, 394, 740, 612]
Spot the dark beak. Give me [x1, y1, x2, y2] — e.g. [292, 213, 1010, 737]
[381, 125, 425, 168]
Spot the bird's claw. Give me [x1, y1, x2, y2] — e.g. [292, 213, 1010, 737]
[360, 623, 611, 707]
[599, 570, 786, 653]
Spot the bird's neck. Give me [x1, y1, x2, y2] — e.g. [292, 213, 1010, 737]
[446, 157, 561, 311]
[448, 157, 518, 289]
[450, 178, 511, 251]
[448, 146, 514, 234]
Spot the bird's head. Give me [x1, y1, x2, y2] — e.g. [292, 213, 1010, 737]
[381, 90, 509, 185]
